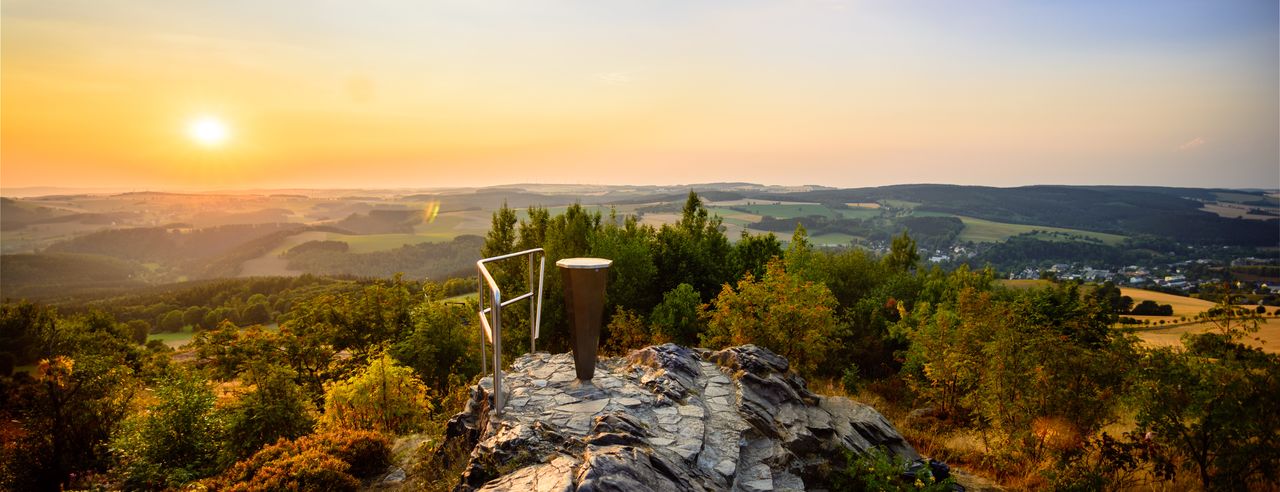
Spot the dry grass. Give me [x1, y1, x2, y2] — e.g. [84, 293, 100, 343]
[1135, 317, 1279, 353]
[1118, 288, 1216, 317]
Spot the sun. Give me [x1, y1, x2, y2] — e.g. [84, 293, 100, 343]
[187, 116, 230, 147]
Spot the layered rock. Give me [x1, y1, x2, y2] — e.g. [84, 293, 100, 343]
[444, 344, 919, 491]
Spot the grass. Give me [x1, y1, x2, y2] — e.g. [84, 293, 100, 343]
[1135, 317, 1279, 353]
[997, 279, 1054, 290]
[810, 233, 857, 246]
[835, 208, 880, 219]
[952, 216, 1126, 244]
[879, 199, 921, 209]
[148, 327, 197, 349]
[1118, 287, 1216, 317]
[730, 203, 839, 219]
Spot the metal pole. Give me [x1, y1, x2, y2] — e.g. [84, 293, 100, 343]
[478, 268, 486, 376]
[529, 253, 536, 353]
[492, 289, 503, 414]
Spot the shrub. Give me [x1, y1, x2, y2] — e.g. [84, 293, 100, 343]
[320, 352, 432, 434]
[702, 258, 840, 376]
[222, 364, 316, 461]
[111, 370, 223, 490]
[649, 283, 703, 346]
[831, 447, 955, 491]
[208, 429, 390, 491]
[602, 308, 651, 356]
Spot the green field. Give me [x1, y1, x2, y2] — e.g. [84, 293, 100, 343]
[731, 204, 837, 219]
[835, 208, 880, 219]
[810, 233, 857, 246]
[954, 216, 1126, 244]
[148, 328, 197, 349]
[879, 200, 921, 209]
[336, 233, 450, 253]
[1213, 191, 1275, 205]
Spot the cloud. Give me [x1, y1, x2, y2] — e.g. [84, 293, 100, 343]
[595, 71, 633, 85]
[1176, 137, 1206, 151]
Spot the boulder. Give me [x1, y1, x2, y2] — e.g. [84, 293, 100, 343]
[443, 344, 920, 491]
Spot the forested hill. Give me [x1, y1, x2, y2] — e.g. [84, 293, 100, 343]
[735, 184, 1278, 245]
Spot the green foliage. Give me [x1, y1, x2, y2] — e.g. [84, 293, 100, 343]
[831, 447, 955, 492]
[1128, 293, 1279, 490]
[321, 352, 433, 435]
[111, 369, 223, 490]
[125, 319, 150, 344]
[653, 192, 734, 303]
[731, 230, 783, 281]
[391, 300, 480, 392]
[900, 283, 1137, 467]
[208, 429, 390, 491]
[591, 213, 659, 314]
[703, 258, 840, 376]
[883, 230, 920, 273]
[1130, 300, 1173, 316]
[159, 309, 185, 333]
[785, 223, 825, 283]
[1, 305, 144, 491]
[602, 308, 652, 356]
[222, 363, 317, 461]
[649, 283, 704, 346]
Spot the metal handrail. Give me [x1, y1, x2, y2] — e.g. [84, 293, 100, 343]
[476, 248, 545, 415]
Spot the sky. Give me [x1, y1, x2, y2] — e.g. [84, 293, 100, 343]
[2, 0, 1277, 190]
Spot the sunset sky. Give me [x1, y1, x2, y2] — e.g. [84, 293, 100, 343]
[2, 0, 1277, 190]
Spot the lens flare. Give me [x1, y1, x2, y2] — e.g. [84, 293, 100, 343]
[423, 200, 440, 224]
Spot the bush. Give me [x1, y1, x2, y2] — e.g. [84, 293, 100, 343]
[831, 447, 955, 491]
[602, 308, 651, 356]
[222, 364, 316, 461]
[702, 258, 840, 376]
[208, 429, 390, 491]
[321, 353, 432, 434]
[111, 370, 223, 490]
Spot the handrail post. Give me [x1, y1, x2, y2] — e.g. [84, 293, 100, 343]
[491, 287, 502, 413]
[529, 254, 536, 353]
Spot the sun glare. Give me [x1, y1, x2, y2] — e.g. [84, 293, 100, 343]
[187, 116, 229, 147]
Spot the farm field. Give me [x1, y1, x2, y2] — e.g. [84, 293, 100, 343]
[729, 203, 839, 219]
[997, 279, 1054, 290]
[1200, 202, 1279, 220]
[952, 216, 1126, 244]
[1119, 287, 1216, 317]
[835, 208, 880, 219]
[810, 233, 857, 247]
[1136, 318, 1279, 353]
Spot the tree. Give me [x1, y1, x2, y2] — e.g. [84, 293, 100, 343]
[159, 310, 185, 333]
[320, 353, 433, 435]
[731, 230, 783, 281]
[1126, 287, 1279, 489]
[125, 319, 151, 344]
[390, 300, 479, 393]
[785, 223, 825, 283]
[702, 258, 840, 376]
[1, 306, 143, 491]
[883, 231, 920, 273]
[601, 308, 651, 356]
[590, 213, 659, 314]
[222, 363, 317, 461]
[1131, 347, 1279, 489]
[111, 369, 224, 489]
[649, 283, 703, 346]
[653, 192, 733, 302]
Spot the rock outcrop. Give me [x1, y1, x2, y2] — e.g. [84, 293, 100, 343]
[444, 344, 919, 491]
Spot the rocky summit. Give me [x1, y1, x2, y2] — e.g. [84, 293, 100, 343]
[443, 344, 920, 491]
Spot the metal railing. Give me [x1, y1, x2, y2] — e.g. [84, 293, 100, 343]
[476, 248, 545, 415]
